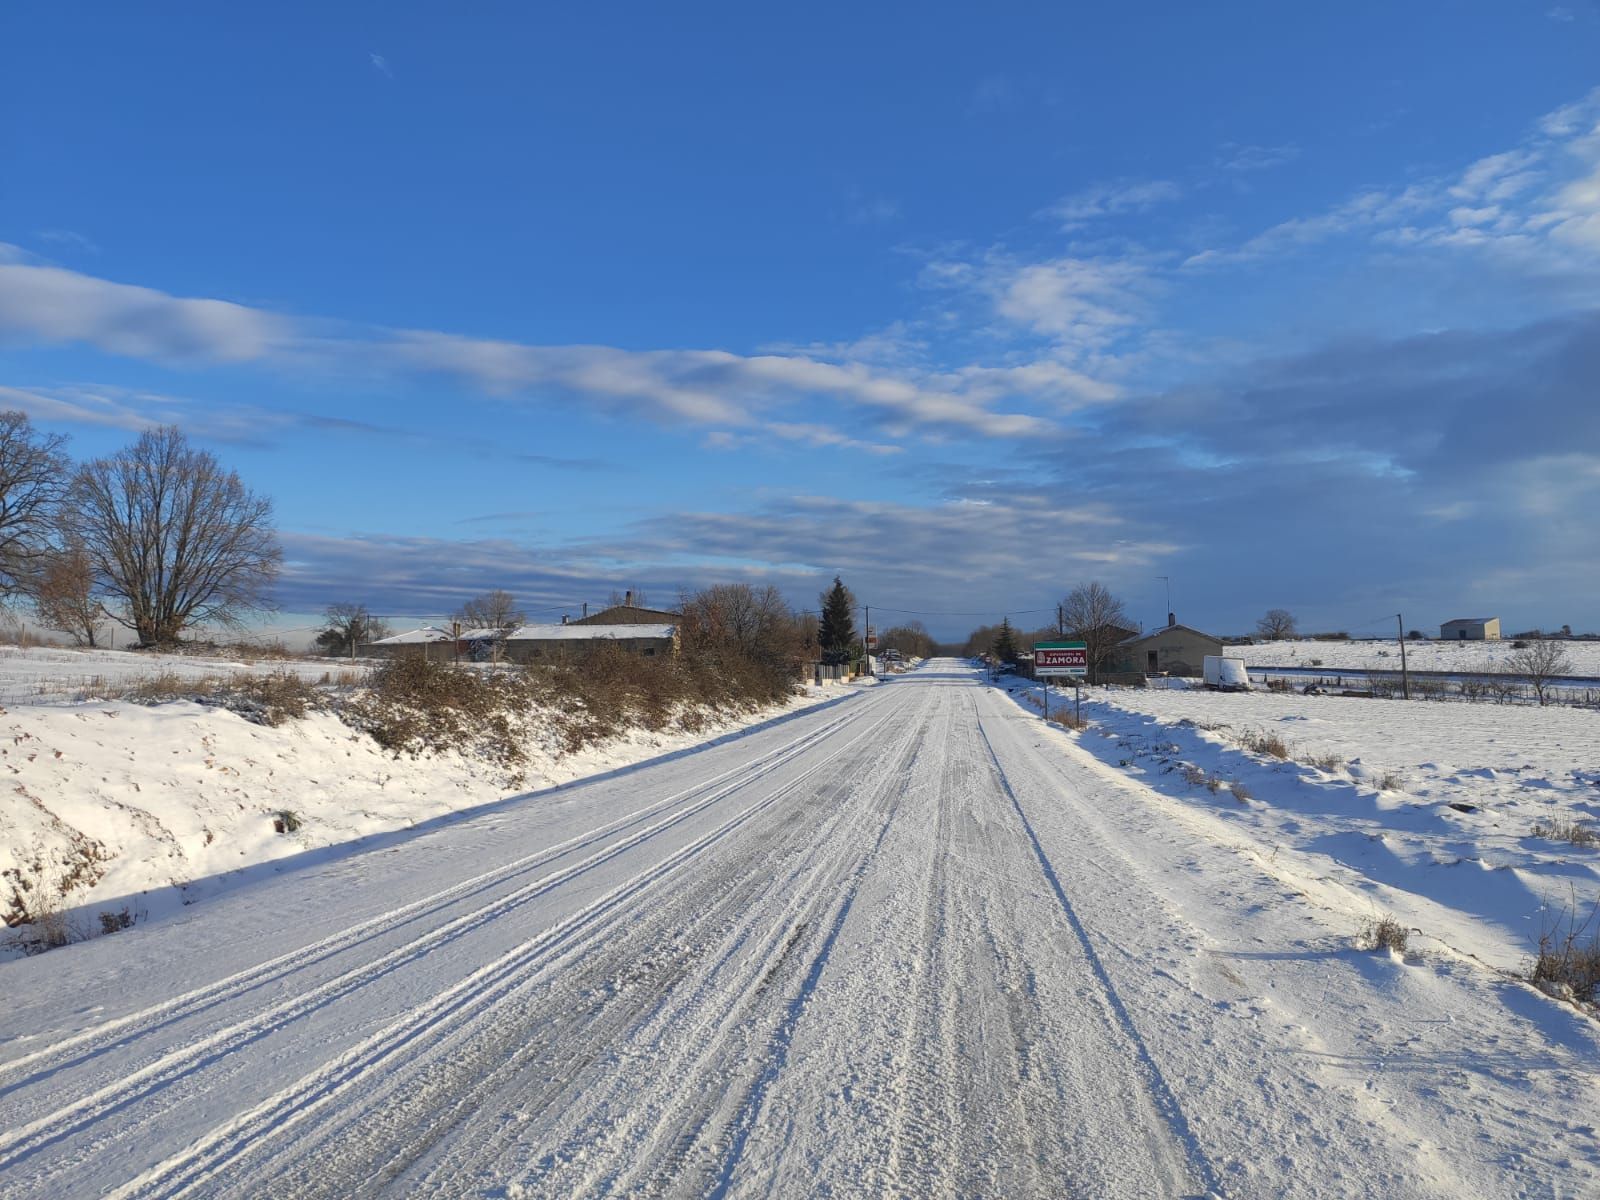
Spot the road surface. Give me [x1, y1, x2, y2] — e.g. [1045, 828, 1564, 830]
[1, 661, 1594, 1197]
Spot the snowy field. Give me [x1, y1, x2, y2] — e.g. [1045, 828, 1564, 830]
[0, 661, 1595, 1197]
[0, 643, 372, 707]
[1236, 636, 1600, 676]
[1013, 680, 1600, 977]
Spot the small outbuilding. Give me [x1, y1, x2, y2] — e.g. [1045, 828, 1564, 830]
[361, 626, 454, 659]
[1440, 617, 1501, 641]
[1106, 619, 1223, 683]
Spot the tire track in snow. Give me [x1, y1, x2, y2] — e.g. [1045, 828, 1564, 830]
[0, 693, 882, 1099]
[693, 690, 939, 1200]
[240, 691, 936, 1200]
[972, 694, 1222, 1199]
[2, 697, 902, 1199]
[878, 689, 958, 1195]
[528, 685, 946, 1200]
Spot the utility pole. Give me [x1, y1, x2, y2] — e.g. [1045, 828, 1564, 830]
[864, 604, 872, 677]
[1396, 613, 1410, 700]
[1057, 603, 1065, 636]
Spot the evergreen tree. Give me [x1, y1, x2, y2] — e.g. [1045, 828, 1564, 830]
[992, 617, 1019, 665]
[817, 576, 856, 664]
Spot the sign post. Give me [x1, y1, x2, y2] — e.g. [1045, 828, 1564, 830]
[1033, 641, 1087, 726]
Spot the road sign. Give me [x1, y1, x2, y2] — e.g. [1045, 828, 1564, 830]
[1033, 641, 1087, 678]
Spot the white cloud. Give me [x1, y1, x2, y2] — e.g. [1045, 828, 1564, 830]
[1047, 179, 1181, 228]
[1183, 89, 1600, 272]
[1215, 143, 1300, 172]
[0, 255, 285, 362]
[0, 247, 1086, 444]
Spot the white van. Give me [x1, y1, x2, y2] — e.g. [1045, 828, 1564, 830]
[1203, 655, 1251, 692]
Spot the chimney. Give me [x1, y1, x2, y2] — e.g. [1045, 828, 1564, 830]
[582, 601, 588, 618]
[1167, 612, 1176, 628]
[625, 589, 634, 607]
[561, 614, 568, 625]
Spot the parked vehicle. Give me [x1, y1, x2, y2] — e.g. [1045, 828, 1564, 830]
[1203, 655, 1251, 692]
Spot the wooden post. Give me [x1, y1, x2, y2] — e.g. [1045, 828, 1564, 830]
[1397, 613, 1411, 700]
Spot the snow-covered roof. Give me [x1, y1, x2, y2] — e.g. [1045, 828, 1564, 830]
[505, 622, 676, 642]
[369, 626, 453, 645]
[1442, 617, 1496, 625]
[456, 626, 507, 641]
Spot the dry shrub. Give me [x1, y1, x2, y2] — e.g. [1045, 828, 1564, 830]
[97, 906, 135, 935]
[1362, 914, 1409, 954]
[347, 642, 798, 774]
[1375, 769, 1406, 792]
[1047, 709, 1086, 731]
[1229, 781, 1252, 803]
[1180, 763, 1207, 787]
[1306, 751, 1345, 773]
[1531, 819, 1600, 847]
[1530, 907, 1600, 1003]
[125, 672, 218, 703]
[225, 672, 318, 726]
[1238, 728, 1289, 759]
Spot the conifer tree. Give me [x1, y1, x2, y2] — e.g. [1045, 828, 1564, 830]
[992, 617, 1019, 664]
[817, 576, 856, 665]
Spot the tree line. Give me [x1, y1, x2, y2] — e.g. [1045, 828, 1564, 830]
[0, 414, 279, 648]
[964, 580, 1132, 683]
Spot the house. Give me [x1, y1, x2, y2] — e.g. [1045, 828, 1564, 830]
[362, 626, 454, 659]
[1440, 617, 1501, 641]
[1106, 619, 1223, 682]
[500, 621, 678, 663]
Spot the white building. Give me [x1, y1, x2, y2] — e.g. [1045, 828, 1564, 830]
[1439, 617, 1501, 641]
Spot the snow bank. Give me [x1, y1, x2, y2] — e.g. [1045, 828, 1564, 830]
[1004, 678, 1600, 972]
[1, 684, 842, 949]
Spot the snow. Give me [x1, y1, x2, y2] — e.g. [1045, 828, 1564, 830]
[0, 680, 843, 938]
[0, 660, 1595, 1197]
[368, 626, 453, 645]
[0, 644, 371, 707]
[1009, 679, 1600, 976]
[503, 622, 677, 641]
[1236, 637, 1600, 677]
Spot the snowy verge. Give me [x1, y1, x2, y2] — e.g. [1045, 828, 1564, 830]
[999, 677, 1600, 979]
[1, 682, 852, 954]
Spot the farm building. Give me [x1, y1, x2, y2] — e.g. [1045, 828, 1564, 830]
[1440, 617, 1501, 641]
[1107, 620, 1223, 683]
[500, 622, 678, 663]
[361, 627, 454, 659]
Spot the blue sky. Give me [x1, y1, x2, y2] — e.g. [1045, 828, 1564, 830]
[3, 2, 1600, 640]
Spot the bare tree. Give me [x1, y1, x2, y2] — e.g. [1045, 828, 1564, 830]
[678, 583, 809, 698]
[1508, 639, 1572, 707]
[70, 426, 281, 647]
[0, 411, 71, 598]
[315, 603, 391, 658]
[879, 621, 935, 659]
[1060, 581, 1131, 683]
[31, 541, 101, 646]
[1256, 608, 1298, 641]
[454, 589, 525, 631]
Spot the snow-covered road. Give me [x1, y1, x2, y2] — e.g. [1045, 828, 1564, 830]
[2, 661, 1596, 1198]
